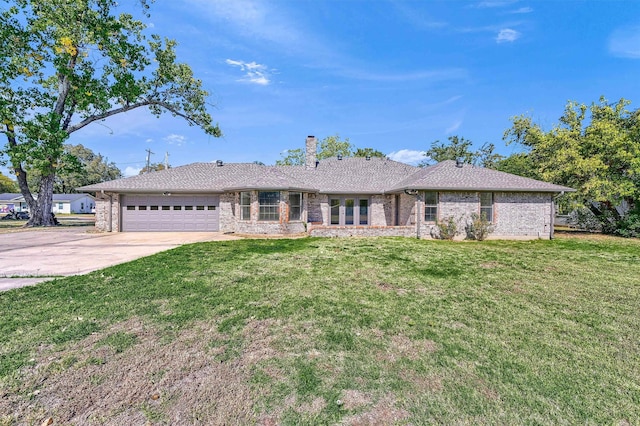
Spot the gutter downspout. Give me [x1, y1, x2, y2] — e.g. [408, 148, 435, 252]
[551, 191, 565, 239]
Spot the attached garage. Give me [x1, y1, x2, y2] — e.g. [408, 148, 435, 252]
[121, 195, 219, 231]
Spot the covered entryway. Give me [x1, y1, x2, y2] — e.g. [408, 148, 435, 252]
[121, 195, 219, 231]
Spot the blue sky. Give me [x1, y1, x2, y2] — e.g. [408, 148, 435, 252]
[6, 0, 640, 177]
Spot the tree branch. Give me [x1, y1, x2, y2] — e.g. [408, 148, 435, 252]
[66, 99, 200, 134]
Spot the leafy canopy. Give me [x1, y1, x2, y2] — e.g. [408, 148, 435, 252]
[420, 136, 503, 168]
[276, 134, 385, 165]
[0, 0, 220, 225]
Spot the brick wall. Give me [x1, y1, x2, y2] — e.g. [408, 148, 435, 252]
[219, 192, 236, 233]
[93, 192, 120, 232]
[492, 192, 552, 238]
[233, 190, 307, 235]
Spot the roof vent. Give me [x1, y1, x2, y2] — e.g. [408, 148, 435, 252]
[455, 159, 464, 168]
[337, 155, 343, 160]
[216, 160, 223, 167]
[365, 155, 371, 161]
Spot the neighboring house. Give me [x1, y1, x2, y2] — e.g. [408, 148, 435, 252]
[79, 136, 575, 239]
[0, 193, 95, 214]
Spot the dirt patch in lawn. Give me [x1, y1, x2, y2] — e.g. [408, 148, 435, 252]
[3, 318, 260, 425]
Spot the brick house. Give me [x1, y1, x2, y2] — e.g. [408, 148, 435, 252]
[80, 136, 574, 239]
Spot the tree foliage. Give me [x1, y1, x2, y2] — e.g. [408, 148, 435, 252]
[420, 136, 503, 167]
[0, 171, 18, 192]
[27, 144, 121, 193]
[0, 0, 220, 226]
[504, 97, 640, 235]
[139, 162, 168, 174]
[276, 134, 382, 165]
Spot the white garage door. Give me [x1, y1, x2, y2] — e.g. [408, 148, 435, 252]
[121, 195, 219, 231]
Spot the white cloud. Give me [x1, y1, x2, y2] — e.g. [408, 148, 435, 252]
[609, 26, 640, 59]
[387, 149, 427, 165]
[164, 134, 188, 146]
[124, 166, 142, 177]
[508, 6, 533, 14]
[445, 120, 463, 134]
[145, 138, 153, 143]
[225, 59, 272, 85]
[476, 0, 518, 8]
[496, 28, 521, 43]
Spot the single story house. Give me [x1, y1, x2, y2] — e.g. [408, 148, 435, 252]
[79, 136, 574, 239]
[0, 193, 95, 214]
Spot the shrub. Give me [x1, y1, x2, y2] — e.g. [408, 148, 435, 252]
[434, 216, 458, 240]
[466, 212, 494, 241]
[614, 210, 640, 238]
[568, 207, 602, 232]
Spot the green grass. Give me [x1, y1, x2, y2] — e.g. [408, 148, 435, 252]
[1, 236, 639, 424]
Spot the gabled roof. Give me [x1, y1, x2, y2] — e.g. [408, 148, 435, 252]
[0, 193, 23, 202]
[78, 163, 316, 193]
[77, 158, 574, 194]
[278, 157, 419, 194]
[388, 160, 575, 193]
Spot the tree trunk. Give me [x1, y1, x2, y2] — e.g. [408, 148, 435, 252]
[26, 173, 57, 227]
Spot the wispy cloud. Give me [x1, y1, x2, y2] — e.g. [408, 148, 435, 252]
[225, 59, 272, 85]
[496, 28, 521, 43]
[445, 120, 463, 134]
[609, 25, 640, 59]
[387, 149, 426, 165]
[475, 0, 518, 8]
[507, 6, 533, 14]
[164, 134, 188, 146]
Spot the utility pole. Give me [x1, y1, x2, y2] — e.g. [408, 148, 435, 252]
[145, 148, 154, 173]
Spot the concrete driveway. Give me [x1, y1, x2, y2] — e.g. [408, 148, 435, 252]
[0, 227, 239, 291]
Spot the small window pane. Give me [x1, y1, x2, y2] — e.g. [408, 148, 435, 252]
[173, 206, 182, 211]
[424, 191, 437, 205]
[138, 205, 147, 211]
[359, 199, 368, 225]
[196, 205, 204, 210]
[162, 206, 170, 211]
[424, 191, 438, 222]
[330, 199, 340, 225]
[208, 206, 216, 210]
[240, 192, 251, 220]
[150, 206, 159, 210]
[185, 206, 193, 211]
[345, 199, 354, 225]
[127, 206, 135, 211]
[289, 192, 302, 221]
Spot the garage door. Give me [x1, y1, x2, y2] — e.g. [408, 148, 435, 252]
[121, 195, 219, 231]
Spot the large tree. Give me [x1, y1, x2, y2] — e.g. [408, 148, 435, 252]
[420, 136, 503, 167]
[0, 0, 220, 226]
[27, 144, 122, 193]
[504, 97, 640, 233]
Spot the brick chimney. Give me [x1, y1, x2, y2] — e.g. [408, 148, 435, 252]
[305, 135, 317, 169]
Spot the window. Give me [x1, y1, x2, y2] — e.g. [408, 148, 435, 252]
[208, 206, 216, 210]
[126, 205, 135, 211]
[330, 199, 340, 224]
[173, 205, 182, 211]
[329, 196, 370, 225]
[480, 192, 493, 222]
[150, 206, 159, 211]
[139, 205, 147, 211]
[240, 191, 251, 220]
[185, 206, 193, 211]
[58, 203, 64, 210]
[289, 192, 302, 221]
[359, 199, 368, 225]
[424, 192, 438, 222]
[259, 191, 280, 221]
[345, 199, 355, 225]
[162, 206, 170, 211]
[196, 206, 204, 211]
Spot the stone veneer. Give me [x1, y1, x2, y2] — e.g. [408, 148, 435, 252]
[94, 192, 120, 232]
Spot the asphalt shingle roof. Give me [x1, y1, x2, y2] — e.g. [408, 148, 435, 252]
[388, 160, 575, 193]
[78, 158, 575, 194]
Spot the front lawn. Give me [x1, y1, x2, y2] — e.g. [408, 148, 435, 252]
[1, 236, 639, 424]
